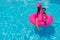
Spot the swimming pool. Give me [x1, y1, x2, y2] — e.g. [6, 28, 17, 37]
[0, 0, 60, 40]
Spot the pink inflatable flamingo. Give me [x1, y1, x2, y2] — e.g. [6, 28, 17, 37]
[29, 2, 53, 26]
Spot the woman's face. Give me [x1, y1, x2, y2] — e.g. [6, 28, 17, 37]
[43, 9, 46, 12]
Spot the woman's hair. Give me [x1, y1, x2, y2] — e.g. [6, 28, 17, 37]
[42, 8, 46, 11]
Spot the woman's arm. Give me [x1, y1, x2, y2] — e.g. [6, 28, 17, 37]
[43, 14, 46, 24]
[44, 17, 46, 23]
[36, 18, 38, 27]
[36, 18, 39, 30]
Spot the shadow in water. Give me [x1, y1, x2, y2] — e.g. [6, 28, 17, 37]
[34, 25, 55, 37]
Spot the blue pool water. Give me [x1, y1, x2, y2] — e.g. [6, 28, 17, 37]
[0, 0, 60, 40]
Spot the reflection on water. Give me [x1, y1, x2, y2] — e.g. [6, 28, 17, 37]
[34, 25, 55, 40]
